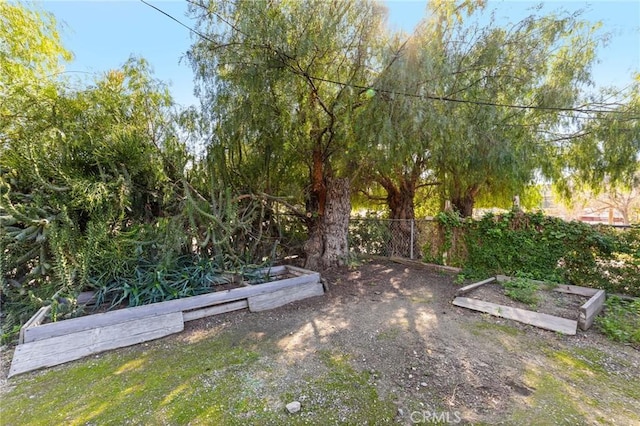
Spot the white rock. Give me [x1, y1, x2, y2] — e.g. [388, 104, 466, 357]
[286, 401, 301, 414]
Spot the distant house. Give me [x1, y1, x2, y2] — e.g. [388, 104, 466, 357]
[578, 207, 626, 225]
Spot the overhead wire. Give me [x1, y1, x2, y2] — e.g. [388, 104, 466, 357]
[140, 0, 638, 119]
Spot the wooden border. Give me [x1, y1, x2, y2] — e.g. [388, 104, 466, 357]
[23, 267, 319, 343]
[455, 277, 496, 296]
[579, 290, 606, 331]
[10, 312, 184, 377]
[18, 306, 51, 345]
[454, 275, 606, 334]
[495, 275, 599, 297]
[453, 297, 577, 335]
[10, 265, 324, 377]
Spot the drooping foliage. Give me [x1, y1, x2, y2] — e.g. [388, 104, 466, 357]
[187, 0, 388, 268]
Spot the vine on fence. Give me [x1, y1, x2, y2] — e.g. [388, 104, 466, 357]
[432, 210, 639, 296]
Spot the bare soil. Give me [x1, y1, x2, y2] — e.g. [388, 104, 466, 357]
[468, 281, 588, 320]
[2, 259, 639, 424]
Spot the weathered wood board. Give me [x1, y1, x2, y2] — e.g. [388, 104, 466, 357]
[495, 275, 598, 297]
[18, 306, 51, 345]
[452, 297, 578, 335]
[9, 312, 184, 377]
[579, 289, 606, 331]
[24, 270, 320, 343]
[182, 300, 248, 322]
[455, 277, 496, 296]
[248, 281, 325, 312]
[11, 265, 323, 377]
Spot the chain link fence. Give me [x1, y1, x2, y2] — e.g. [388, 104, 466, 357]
[348, 218, 440, 260]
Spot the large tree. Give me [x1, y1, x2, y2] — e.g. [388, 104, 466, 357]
[432, 10, 603, 217]
[187, 0, 386, 269]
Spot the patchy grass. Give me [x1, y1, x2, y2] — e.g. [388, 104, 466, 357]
[376, 327, 402, 341]
[510, 346, 640, 425]
[278, 350, 396, 424]
[1, 332, 397, 425]
[466, 320, 522, 337]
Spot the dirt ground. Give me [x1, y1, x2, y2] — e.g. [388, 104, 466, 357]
[2, 259, 639, 424]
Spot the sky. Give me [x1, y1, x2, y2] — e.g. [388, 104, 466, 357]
[38, 0, 640, 109]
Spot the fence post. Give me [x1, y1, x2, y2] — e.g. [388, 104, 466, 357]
[410, 219, 415, 260]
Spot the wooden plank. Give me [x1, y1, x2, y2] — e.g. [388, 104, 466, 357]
[254, 265, 287, 277]
[9, 312, 184, 378]
[248, 281, 324, 312]
[452, 297, 577, 335]
[284, 265, 320, 275]
[388, 256, 462, 273]
[579, 290, 606, 331]
[183, 300, 248, 321]
[25, 272, 320, 342]
[24, 272, 319, 343]
[455, 277, 496, 296]
[77, 291, 97, 305]
[552, 285, 598, 297]
[19, 306, 51, 345]
[496, 275, 599, 297]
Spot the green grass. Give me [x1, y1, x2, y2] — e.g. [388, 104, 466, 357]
[510, 345, 640, 425]
[1, 332, 397, 425]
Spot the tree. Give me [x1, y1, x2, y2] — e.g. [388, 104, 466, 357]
[187, 0, 386, 268]
[1, 1, 72, 151]
[432, 10, 602, 217]
[1, 56, 180, 335]
[558, 75, 640, 210]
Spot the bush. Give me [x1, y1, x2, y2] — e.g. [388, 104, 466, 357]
[596, 296, 640, 347]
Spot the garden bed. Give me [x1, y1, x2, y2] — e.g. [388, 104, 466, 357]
[9, 265, 323, 377]
[452, 275, 605, 335]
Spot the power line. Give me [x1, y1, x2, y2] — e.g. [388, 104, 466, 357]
[141, 0, 637, 118]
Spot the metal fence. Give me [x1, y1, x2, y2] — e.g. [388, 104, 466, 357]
[348, 218, 439, 260]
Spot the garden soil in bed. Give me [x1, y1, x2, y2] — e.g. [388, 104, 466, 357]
[467, 281, 588, 320]
[2, 260, 639, 425]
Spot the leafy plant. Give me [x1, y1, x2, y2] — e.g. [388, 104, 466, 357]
[429, 211, 638, 297]
[502, 275, 540, 308]
[596, 296, 640, 347]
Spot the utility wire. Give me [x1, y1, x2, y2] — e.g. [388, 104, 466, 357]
[141, 0, 637, 118]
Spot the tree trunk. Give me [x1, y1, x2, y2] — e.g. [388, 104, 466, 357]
[304, 177, 350, 270]
[452, 193, 475, 218]
[386, 181, 419, 258]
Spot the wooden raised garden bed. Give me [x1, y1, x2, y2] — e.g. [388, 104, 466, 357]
[9, 265, 323, 377]
[452, 275, 605, 335]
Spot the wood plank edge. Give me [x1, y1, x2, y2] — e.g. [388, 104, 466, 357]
[25, 274, 320, 343]
[183, 300, 248, 321]
[579, 290, 606, 331]
[9, 313, 184, 378]
[455, 277, 496, 296]
[452, 297, 577, 335]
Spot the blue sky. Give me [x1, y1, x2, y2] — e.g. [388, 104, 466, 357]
[39, 0, 640, 108]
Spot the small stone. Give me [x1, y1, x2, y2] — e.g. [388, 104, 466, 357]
[286, 401, 301, 414]
[408, 374, 413, 379]
[421, 382, 428, 387]
[397, 408, 404, 417]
